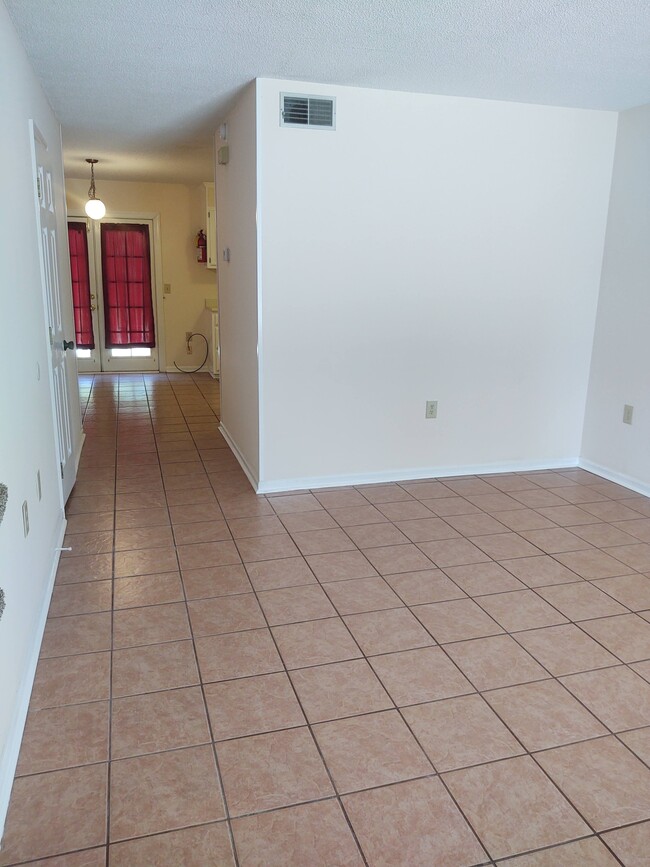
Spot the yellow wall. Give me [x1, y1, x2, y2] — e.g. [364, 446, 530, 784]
[65, 178, 217, 370]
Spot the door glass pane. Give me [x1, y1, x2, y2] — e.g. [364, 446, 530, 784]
[101, 223, 156, 348]
[67, 222, 95, 348]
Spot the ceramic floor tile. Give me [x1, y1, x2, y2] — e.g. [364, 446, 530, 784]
[413, 598, 503, 643]
[536, 581, 628, 621]
[172, 519, 232, 545]
[109, 745, 224, 841]
[291, 527, 356, 555]
[443, 562, 526, 596]
[384, 568, 467, 604]
[470, 533, 542, 560]
[476, 589, 568, 632]
[601, 821, 650, 865]
[187, 593, 265, 636]
[278, 509, 339, 532]
[342, 776, 487, 867]
[195, 628, 283, 682]
[513, 624, 619, 676]
[370, 646, 474, 706]
[271, 617, 362, 669]
[231, 799, 364, 867]
[181, 564, 252, 598]
[343, 607, 435, 655]
[55, 553, 113, 584]
[402, 694, 524, 771]
[553, 549, 634, 579]
[236, 534, 301, 562]
[109, 823, 235, 867]
[176, 540, 241, 570]
[114, 547, 179, 578]
[363, 543, 435, 574]
[257, 583, 337, 625]
[443, 755, 588, 860]
[604, 543, 650, 571]
[445, 635, 550, 691]
[560, 665, 650, 730]
[114, 526, 175, 551]
[30, 651, 111, 709]
[0, 764, 108, 865]
[518, 527, 593, 554]
[394, 517, 461, 543]
[618, 726, 650, 764]
[484, 679, 606, 751]
[40, 612, 113, 657]
[592, 572, 650, 610]
[344, 522, 411, 548]
[244, 556, 317, 590]
[376, 500, 437, 521]
[113, 571, 184, 609]
[322, 575, 404, 614]
[444, 513, 510, 536]
[113, 602, 191, 648]
[112, 640, 199, 697]
[216, 727, 333, 817]
[313, 710, 433, 793]
[305, 550, 378, 582]
[204, 672, 305, 740]
[48, 580, 112, 617]
[536, 736, 650, 831]
[417, 538, 491, 568]
[111, 687, 210, 758]
[499, 555, 582, 587]
[579, 613, 650, 662]
[16, 702, 109, 775]
[289, 658, 393, 722]
[494, 837, 618, 866]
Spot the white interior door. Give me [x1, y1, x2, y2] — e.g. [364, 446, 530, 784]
[33, 128, 77, 501]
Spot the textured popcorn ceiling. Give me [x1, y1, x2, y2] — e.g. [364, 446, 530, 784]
[6, 0, 650, 182]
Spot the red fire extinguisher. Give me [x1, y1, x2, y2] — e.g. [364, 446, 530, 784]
[196, 230, 207, 263]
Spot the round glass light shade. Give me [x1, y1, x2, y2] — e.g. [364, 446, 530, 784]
[84, 198, 106, 220]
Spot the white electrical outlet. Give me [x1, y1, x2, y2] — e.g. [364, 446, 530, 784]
[425, 400, 438, 419]
[22, 500, 29, 537]
[623, 404, 634, 425]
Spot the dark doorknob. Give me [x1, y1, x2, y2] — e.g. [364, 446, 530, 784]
[63, 340, 75, 351]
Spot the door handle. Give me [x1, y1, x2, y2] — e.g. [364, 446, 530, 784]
[63, 339, 75, 351]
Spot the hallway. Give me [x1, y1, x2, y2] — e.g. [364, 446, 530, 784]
[1, 372, 650, 864]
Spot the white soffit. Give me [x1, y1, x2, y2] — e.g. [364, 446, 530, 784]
[5, 0, 650, 183]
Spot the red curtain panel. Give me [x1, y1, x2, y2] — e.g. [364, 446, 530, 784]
[67, 222, 95, 349]
[101, 223, 156, 348]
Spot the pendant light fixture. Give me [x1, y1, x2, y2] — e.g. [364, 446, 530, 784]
[84, 158, 106, 220]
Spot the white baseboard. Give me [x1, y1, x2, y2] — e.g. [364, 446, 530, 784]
[0, 513, 66, 843]
[579, 459, 650, 498]
[256, 456, 581, 494]
[218, 424, 260, 491]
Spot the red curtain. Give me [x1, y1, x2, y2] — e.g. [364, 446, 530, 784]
[67, 222, 95, 349]
[101, 223, 156, 348]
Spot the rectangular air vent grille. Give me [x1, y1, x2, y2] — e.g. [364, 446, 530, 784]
[281, 94, 336, 130]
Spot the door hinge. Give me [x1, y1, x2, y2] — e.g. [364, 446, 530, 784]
[36, 176, 42, 199]
[60, 462, 64, 480]
[49, 326, 54, 346]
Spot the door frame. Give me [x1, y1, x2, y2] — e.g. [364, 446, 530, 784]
[68, 210, 167, 372]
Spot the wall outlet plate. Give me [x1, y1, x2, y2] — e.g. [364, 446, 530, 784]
[623, 404, 634, 425]
[425, 400, 438, 419]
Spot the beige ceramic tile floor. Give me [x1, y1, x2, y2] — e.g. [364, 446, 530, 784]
[1, 372, 650, 865]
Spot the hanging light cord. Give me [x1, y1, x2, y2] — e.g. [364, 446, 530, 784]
[88, 161, 97, 200]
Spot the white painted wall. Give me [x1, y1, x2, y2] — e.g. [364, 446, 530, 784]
[255, 79, 617, 490]
[0, 2, 79, 838]
[581, 103, 650, 494]
[215, 83, 260, 482]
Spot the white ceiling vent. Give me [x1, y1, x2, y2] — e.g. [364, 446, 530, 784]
[280, 94, 336, 130]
